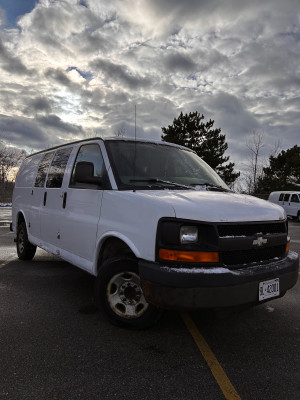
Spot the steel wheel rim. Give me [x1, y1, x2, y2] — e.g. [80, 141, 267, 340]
[18, 228, 25, 253]
[107, 271, 149, 319]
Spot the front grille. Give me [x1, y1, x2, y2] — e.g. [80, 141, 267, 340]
[217, 222, 286, 238]
[222, 245, 286, 267]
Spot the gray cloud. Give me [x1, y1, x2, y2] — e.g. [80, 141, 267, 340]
[45, 68, 74, 88]
[0, 114, 48, 148]
[0, 0, 298, 171]
[91, 58, 153, 90]
[164, 52, 197, 72]
[0, 113, 84, 150]
[0, 37, 33, 75]
[36, 115, 83, 135]
[210, 92, 260, 136]
[24, 96, 52, 114]
[72, 31, 111, 54]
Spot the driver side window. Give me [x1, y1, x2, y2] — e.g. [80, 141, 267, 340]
[291, 194, 299, 203]
[70, 144, 104, 189]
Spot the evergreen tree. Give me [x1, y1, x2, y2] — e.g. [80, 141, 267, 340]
[161, 111, 240, 186]
[256, 145, 300, 193]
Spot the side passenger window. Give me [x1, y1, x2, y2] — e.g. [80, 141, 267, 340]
[284, 194, 290, 202]
[291, 194, 299, 203]
[279, 193, 284, 201]
[35, 152, 54, 187]
[46, 147, 73, 188]
[70, 144, 104, 189]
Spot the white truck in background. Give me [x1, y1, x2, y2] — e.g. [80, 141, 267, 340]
[269, 191, 300, 222]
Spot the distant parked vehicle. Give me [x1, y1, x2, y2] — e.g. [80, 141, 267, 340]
[268, 191, 300, 222]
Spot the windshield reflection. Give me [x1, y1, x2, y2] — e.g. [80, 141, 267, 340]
[106, 140, 230, 191]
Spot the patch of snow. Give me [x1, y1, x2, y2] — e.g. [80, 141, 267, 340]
[266, 306, 275, 313]
[194, 185, 208, 191]
[220, 235, 247, 238]
[161, 266, 236, 274]
[0, 203, 12, 208]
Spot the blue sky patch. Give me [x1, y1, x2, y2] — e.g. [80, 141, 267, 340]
[66, 66, 94, 81]
[0, 0, 37, 27]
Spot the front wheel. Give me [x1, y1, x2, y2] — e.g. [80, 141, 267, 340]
[95, 257, 162, 329]
[297, 212, 300, 223]
[16, 221, 36, 260]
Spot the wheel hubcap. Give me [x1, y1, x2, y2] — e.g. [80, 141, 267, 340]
[18, 229, 25, 253]
[107, 271, 149, 319]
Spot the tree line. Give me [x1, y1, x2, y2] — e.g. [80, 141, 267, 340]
[0, 141, 27, 184]
[0, 141, 27, 202]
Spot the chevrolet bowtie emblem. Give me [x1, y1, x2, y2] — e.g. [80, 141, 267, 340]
[253, 236, 267, 247]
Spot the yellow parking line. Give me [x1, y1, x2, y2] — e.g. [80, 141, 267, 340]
[181, 312, 242, 400]
[0, 255, 17, 269]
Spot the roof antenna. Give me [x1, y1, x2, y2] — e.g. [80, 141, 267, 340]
[133, 104, 137, 192]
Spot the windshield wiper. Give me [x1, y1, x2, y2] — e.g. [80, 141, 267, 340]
[129, 179, 231, 192]
[130, 178, 196, 190]
[190, 183, 232, 192]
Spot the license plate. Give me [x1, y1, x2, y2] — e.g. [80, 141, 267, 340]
[259, 278, 280, 301]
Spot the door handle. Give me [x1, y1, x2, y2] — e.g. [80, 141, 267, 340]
[63, 192, 67, 209]
[43, 191, 47, 206]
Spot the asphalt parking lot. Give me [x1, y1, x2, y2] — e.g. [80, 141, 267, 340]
[0, 208, 299, 400]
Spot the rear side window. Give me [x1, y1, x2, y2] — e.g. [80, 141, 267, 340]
[46, 147, 73, 188]
[279, 193, 284, 201]
[291, 194, 299, 203]
[284, 194, 290, 202]
[35, 152, 54, 187]
[15, 154, 42, 188]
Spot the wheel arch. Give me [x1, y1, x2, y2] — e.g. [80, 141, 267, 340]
[94, 233, 140, 275]
[16, 210, 27, 227]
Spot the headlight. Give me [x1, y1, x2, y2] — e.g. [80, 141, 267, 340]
[180, 226, 198, 244]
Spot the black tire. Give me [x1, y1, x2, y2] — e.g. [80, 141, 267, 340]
[297, 212, 300, 223]
[16, 221, 37, 261]
[95, 257, 162, 329]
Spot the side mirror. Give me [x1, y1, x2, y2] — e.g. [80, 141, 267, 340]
[74, 161, 102, 186]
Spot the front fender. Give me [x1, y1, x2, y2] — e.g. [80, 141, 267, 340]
[93, 231, 141, 275]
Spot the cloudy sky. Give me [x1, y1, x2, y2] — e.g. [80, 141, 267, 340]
[0, 0, 299, 172]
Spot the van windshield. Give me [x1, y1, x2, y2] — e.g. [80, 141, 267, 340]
[106, 140, 230, 191]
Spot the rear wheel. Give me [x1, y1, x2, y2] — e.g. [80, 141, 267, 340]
[297, 212, 300, 223]
[16, 221, 36, 260]
[95, 257, 162, 329]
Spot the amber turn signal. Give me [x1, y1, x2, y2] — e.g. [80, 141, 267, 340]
[159, 249, 219, 263]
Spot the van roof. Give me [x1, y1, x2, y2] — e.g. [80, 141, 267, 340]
[270, 191, 300, 194]
[26, 136, 193, 158]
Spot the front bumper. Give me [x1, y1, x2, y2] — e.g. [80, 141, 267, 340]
[139, 251, 299, 309]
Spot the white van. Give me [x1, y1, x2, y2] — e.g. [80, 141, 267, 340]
[269, 191, 300, 222]
[12, 138, 299, 328]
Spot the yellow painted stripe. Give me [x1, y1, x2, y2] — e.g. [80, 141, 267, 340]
[0, 255, 17, 269]
[181, 312, 242, 400]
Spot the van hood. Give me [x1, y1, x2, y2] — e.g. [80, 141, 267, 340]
[135, 190, 285, 223]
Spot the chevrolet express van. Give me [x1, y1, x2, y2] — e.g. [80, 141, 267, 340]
[269, 191, 300, 222]
[12, 138, 299, 328]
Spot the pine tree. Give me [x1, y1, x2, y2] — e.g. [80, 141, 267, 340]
[161, 111, 240, 186]
[256, 145, 300, 193]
